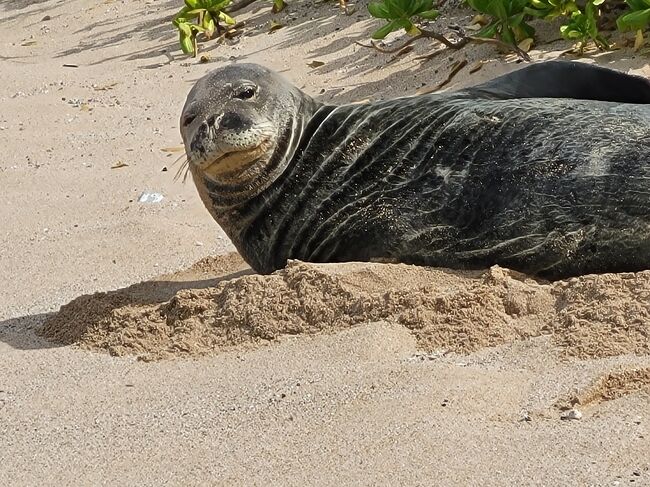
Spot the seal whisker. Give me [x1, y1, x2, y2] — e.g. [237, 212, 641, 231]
[170, 153, 186, 167]
[183, 162, 191, 183]
[173, 158, 190, 183]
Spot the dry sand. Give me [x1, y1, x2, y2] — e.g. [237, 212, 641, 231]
[40, 254, 650, 363]
[1, 0, 650, 485]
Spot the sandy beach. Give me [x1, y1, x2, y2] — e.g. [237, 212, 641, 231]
[1, 0, 649, 484]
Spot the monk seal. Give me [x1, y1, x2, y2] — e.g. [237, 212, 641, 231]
[180, 61, 650, 280]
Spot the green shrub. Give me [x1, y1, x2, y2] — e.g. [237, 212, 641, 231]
[367, 0, 650, 53]
[173, 0, 235, 57]
[560, 0, 609, 51]
[170, 0, 650, 57]
[617, 0, 650, 48]
[466, 0, 535, 45]
[367, 0, 439, 39]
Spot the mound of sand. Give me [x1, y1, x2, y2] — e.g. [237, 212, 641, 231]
[40, 253, 650, 361]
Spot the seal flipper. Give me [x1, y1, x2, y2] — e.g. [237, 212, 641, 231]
[465, 60, 650, 103]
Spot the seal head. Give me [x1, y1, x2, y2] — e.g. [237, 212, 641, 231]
[180, 63, 320, 208]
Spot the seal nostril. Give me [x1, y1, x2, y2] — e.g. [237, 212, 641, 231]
[221, 111, 251, 130]
[197, 121, 209, 137]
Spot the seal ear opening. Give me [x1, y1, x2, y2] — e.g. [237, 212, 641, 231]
[466, 61, 650, 104]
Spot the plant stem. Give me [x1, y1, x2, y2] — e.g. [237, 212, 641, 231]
[357, 28, 531, 62]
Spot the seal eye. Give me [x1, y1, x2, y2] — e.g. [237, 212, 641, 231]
[234, 86, 256, 100]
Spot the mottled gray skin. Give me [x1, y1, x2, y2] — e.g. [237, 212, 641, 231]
[181, 61, 650, 280]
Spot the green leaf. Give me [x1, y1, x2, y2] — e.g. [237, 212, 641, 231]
[173, 6, 200, 26]
[501, 25, 516, 44]
[490, 0, 509, 20]
[184, 0, 200, 7]
[395, 17, 411, 29]
[411, 0, 434, 15]
[626, 0, 650, 10]
[524, 6, 550, 18]
[514, 0, 530, 11]
[386, 0, 407, 19]
[475, 22, 499, 37]
[466, 0, 492, 14]
[371, 19, 401, 38]
[203, 11, 216, 37]
[219, 11, 236, 24]
[406, 22, 421, 35]
[561, 27, 583, 39]
[179, 32, 194, 54]
[368, 1, 392, 18]
[177, 21, 193, 37]
[510, 12, 525, 26]
[418, 8, 439, 19]
[617, 9, 650, 30]
[585, 1, 600, 35]
[565, 2, 580, 14]
[517, 21, 535, 39]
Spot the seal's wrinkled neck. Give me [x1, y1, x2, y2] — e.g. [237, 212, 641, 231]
[194, 91, 322, 210]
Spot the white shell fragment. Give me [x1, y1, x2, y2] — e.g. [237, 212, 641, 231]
[561, 408, 583, 421]
[138, 192, 164, 203]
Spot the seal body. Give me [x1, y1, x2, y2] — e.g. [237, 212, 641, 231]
[181, 62, 650, 280]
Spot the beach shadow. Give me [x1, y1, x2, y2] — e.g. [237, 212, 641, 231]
[48, 0, 380, 69]
[0, 266, 254, 352]
[7, 0, 650, 77]
[0, 313, 60, 351]
[0, 0, 65, 24]
[202, 2, 391, 84]
[88, 267, 254, 305]
[55, 0, 181, 65]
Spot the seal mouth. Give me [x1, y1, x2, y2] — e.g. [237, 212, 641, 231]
[185, 116, 277, 182]
[198, 136, 273, 181]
